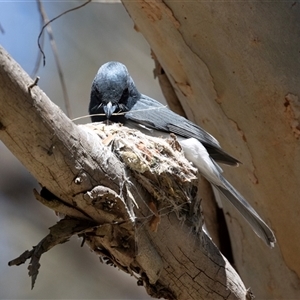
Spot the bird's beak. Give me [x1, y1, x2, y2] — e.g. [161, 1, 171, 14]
[103, 102, 117, 119]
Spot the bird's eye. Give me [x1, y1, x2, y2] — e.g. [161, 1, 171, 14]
[119, 88, 129, 103]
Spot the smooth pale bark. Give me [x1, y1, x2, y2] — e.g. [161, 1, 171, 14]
[0, 45, 249, 299]
[121, 1, 300, 299]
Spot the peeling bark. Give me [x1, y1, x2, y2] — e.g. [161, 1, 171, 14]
[121, 1, 300, 298]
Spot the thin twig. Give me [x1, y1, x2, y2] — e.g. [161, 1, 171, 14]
[28, 76, 40, 93]
[71, 105, 169, 122]
[31, 4, 44, 78]
[37, 0, 79, 118]
[37, 0, 92, 68]
[36, 0, 91, 118]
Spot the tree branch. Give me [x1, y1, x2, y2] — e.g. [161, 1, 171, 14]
[0, 45, 248, 299]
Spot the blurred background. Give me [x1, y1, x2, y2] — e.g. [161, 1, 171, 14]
[0, 1, 164, 299]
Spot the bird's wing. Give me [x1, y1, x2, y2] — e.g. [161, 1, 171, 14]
[125, 95, 240, 166]
[215, 177, 276, 247]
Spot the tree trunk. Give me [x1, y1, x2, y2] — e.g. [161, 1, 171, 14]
[121, 1, 300, 299]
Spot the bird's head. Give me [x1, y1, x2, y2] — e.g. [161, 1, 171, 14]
[89, 61, 140, 122]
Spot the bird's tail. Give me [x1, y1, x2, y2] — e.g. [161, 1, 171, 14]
[215, 177, 276, 247]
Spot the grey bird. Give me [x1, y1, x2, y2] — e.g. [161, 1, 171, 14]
[89, 61, 276, 247]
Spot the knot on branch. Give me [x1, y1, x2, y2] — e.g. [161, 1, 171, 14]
[84, 185, 131, 221]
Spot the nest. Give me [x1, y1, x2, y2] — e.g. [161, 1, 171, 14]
[84, 122, 200, 231]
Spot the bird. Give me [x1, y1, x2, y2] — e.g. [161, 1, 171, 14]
[89, 61, 276, 247]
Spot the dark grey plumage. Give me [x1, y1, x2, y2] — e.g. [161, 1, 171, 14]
[89, 62, 239, 166]
[89, 61, 276, 247]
